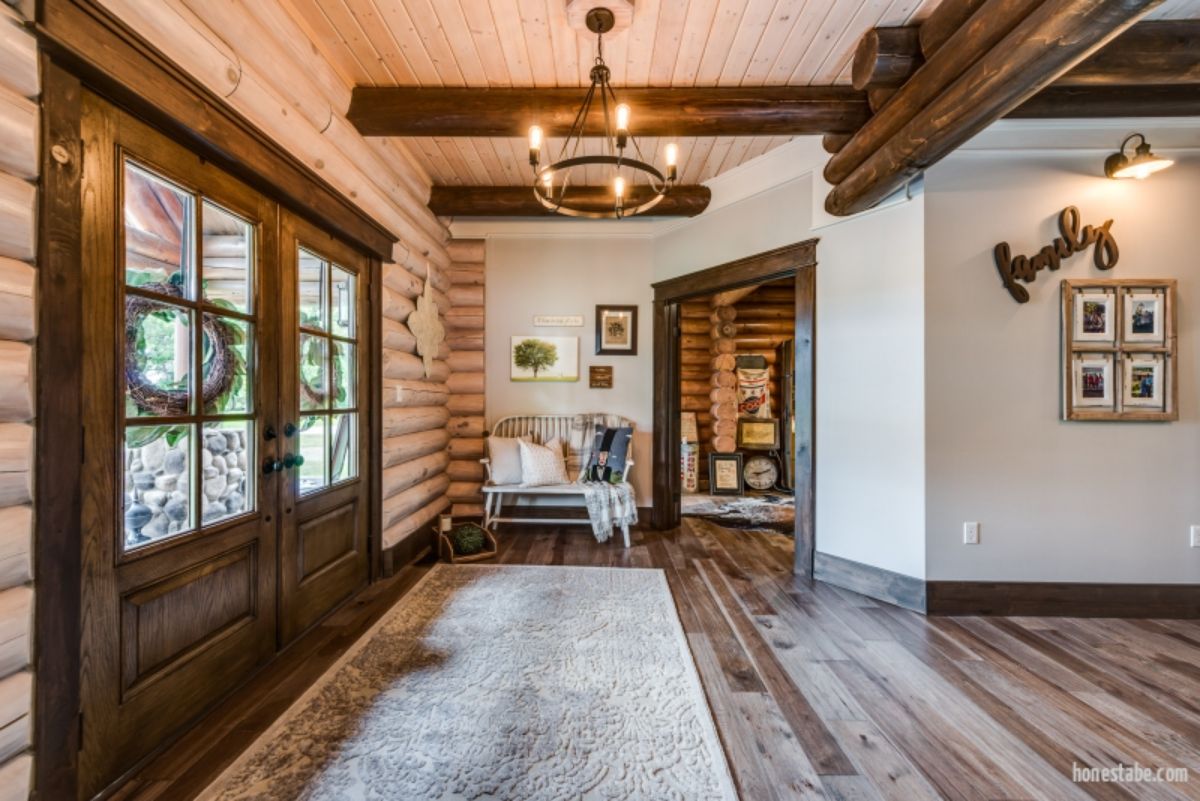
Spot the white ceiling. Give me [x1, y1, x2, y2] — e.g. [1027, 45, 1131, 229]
[279, 0, 1200, 187]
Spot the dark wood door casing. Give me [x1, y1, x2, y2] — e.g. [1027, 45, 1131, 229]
[651, 240, 818, 577]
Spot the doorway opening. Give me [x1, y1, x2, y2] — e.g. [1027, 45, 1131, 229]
[651, 241, 816, 576]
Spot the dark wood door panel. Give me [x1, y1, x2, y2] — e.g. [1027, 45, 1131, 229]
[298, 501, 359, 582]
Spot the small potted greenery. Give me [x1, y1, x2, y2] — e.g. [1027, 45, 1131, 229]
[438, 518, 498, 563]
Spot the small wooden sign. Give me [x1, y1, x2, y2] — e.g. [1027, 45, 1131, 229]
[994, 206, 1119, 303]
[589, 365, 613, 388]
[533, 314, 584, 327]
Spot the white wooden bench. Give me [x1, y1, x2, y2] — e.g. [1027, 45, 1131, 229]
[481, 414, 636, 547]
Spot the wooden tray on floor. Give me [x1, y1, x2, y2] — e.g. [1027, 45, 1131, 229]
[438, 526, 499, 563]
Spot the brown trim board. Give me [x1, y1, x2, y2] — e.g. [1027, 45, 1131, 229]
[815, 553, 927, 614]
[927, 582, 1200, 618]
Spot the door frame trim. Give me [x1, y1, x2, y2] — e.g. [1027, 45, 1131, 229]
[650, 239, 818, 577]
[32, 7, 390, 794]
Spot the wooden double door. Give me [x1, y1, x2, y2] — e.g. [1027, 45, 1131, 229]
[78, 95, 372, 798]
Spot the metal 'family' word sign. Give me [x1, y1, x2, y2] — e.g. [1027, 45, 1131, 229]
[533, 315, 584, 327]
[994, 206, 1119, 303]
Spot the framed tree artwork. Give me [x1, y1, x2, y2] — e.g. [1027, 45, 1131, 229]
[1061, 279, 1176, 421]
[595, 305, 638, 355]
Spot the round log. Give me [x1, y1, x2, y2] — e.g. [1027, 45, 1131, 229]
[448, 437, 484, 459]
[0, 173, 35, 262]
[382, 318, 417, 352]
[445, 306, 484, 331]
[680, 366, 711, 381]
[0, 13, 38, 98]
[712, 435, 737, 454]
[710, 370, 737, 389]
[0, 423, 32, 507]
[448, 415, 485, 438]
[710, 306, 736, 323]
[382, 495, 449, 550]
[448, 285, 483, 307]
[382, 287, 416, 323]
[451, 502, 485, 519]
[737, 320, 795, 335]
[447, 372, 484, 394]
[710, 338, 736, 355]
[822, 133, 852, 154]
[681, 349, 712, 367]
[681, 318, 710, 335]
[710, 387, 737, 405]
[919, 0, 988, 57]
[694, 412, 712, 427]
[382, 450, 450, 499]
[383, 350, 449, 382]
[680, 334, 712, 351]
[0, 343, 32, 423]
[682, 380, 712, 396]
[446, 394, 485, 416]
[0, 505, 30, 590]
[680, 302, 710, 319]
[382, 429, 450, 469]
[735, 335, 792, 350]
[713, 418, 737, 437]
[447, 239, 485, 263]
[382, 474, 451, 529]
[710, 321, 737, 339]
[447, 350, 484, 373]
[0, 258, 34, 341]
[751, 287, 795, 303]
[0, 87, 37, 181]
[383, 264, 423, 299]
[447, 459, 485, 481]
[445, 331, 484, 351]
[711, 400, 737, 420]
[448, 266, 484, 286]
[711, 354, 736, 371]
[382, 406, 450, 438]
[852, 26, 923, 90]
[734, 305, 794, 320]
[447, 481, 483, 502]
[385, 379, 449, 408]
[682, 395, 710, 412]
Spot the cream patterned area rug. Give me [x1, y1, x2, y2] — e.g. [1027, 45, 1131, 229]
[200, 564, 737, 801]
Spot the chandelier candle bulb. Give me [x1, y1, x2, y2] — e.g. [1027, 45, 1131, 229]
[616, 103, 630, 148]
[666, 143, 678, 181]
[528, 125, 543, 166]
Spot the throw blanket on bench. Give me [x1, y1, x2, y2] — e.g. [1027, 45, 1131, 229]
[575, 412, 639, 542]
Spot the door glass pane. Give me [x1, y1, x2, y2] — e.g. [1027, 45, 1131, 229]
[202, 201, 253, 313]
[125, 424, 192, 549]
[202, 421, 253, 524]
[298, 249, 326, 330]
[331, 413, 357, 483]
[203, 314, 252, 415]
[332, 341, 355, 409]
[299, 334, 329, 411]
[331, 266, 355, 338]
[298, 416, 328, 494]
[126, 301, 192, 418]
[124, 162, 194, 298]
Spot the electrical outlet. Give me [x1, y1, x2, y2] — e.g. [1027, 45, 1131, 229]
[963, 522, 980, 545]
[1191, 525, 1200, 548]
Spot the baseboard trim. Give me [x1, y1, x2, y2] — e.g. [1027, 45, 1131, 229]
[814, 552, 926, 613]
[926, 581, 1200, 618]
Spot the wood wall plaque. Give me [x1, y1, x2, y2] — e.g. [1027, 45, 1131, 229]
[589, 365, 613, 389]
[995, 206, 1119, 303]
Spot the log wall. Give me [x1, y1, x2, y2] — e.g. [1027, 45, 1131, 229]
[732, 282, 796, 416]
[445, 240, 486, 518]
[0, 4, 35, 798]
[679, 299, 714, 490]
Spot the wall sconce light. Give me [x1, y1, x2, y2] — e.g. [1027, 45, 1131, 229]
[1104, 133, 1174, 180]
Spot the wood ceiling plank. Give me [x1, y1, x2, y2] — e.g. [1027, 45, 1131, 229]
[468, 136, 507, 184]
[696, 0, 750, 85]
[598, 8, 630, 85]
[516, 0, 559, 86]
[280, 0, 384, 85]
[458, 0, 515, 86]
[812, 0, 897, 86]
[699, 136, 735, 182]
[423, 0, 489, 85]
[672, 0, 723, 86]
[683, 136, 716, 184]
[742, 0, 811, 86]
[763, 0, 841, 84]
[717, 0, 779, 85]
[545, 0, 581, 85]
[490, 0, 536, 85]
[791, 0, 872, 84]
[453, 139, 495, 185]
[718, 135, 754, 175]
[647, 0, 690, 86]
[624, 0, 662, 86]
[410, 137, 457, 185]
[335, 0, 415, 83]
[362, 0, 445, 85]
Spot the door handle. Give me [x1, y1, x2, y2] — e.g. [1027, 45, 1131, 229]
[283, 422, 297, 437]
[283, 453, 305, 469]
[262, 458, 283, 475]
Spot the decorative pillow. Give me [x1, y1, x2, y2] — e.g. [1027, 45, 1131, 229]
[518, 438, 570, 487]
[583, 426, 632, 484]
[487, 435, 530, 485]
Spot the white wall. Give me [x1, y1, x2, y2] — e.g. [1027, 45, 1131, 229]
[924, 150, 1200, 583]
[485, 237, 655, 503]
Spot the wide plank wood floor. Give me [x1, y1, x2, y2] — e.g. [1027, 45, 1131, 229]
[113, 518, 1200, 801]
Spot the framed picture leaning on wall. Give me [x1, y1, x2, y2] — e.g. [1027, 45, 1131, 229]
[595, 305, 638, 355]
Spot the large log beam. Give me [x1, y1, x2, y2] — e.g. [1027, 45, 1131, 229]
[429, 185, 711, 218]
[826, 0, 1160, 217]
[348, 86, 870, 137]
[1009, 83, 1200, 116]
[852, 26, 924, 90]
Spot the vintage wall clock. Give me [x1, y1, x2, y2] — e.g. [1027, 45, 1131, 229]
[743, 454, 779, 491]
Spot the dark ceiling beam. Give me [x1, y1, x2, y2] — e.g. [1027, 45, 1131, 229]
[825, 0, 1162, 217]
[852, 20, 1200, 95]
[1009, 83, 1200, 116]
[347, 86, 870, 137]
[428, 185, 712, 218]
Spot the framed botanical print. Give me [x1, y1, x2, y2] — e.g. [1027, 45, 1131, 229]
[1061, 279, 1176, 421]
[595, 305, 638, 355]
[708, 453, 744, 496]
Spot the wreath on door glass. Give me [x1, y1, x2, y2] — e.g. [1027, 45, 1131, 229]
[125, 279, 241, 416]
[299, 336, 345, 408]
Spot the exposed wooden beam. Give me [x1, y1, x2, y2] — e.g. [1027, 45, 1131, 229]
[348, 86, 869, 137]
[822, 134, 852, 154]
[1010, 83, 1200, 116]
[919, 0, 989, 57]
[854, 20, 1200, 93]
[826, 0, 1162, 217]
[428, 185, 712, 218]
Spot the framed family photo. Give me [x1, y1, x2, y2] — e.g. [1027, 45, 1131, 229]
[1073, 289, 1115, 343]
[1124, 290, 1165, 343]
[595, 305, 638, 355]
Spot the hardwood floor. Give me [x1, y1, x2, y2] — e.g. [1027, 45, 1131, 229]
[112, 519, 1200, 801]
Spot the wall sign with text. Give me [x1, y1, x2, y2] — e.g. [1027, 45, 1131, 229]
[533, 315, 584, 327]
[994, 206, 1119, 303]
